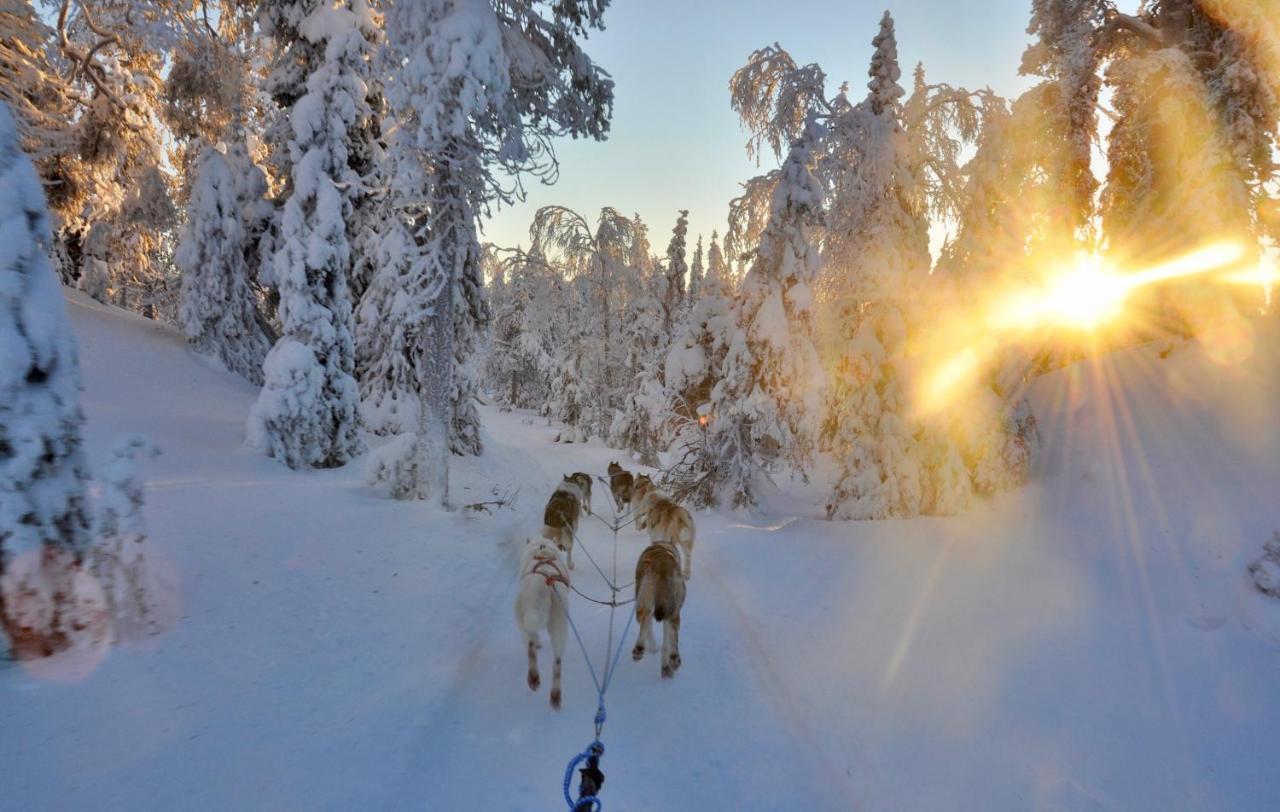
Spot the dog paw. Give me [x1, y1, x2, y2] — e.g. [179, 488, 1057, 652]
[669, 653, 681, 671]
[550, 689, 561, 709]
[632, 645, 644, 661]
[661, 664, 673, 679]
[528, 671, 540, 691]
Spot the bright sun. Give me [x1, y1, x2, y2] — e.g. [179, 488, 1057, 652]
[998, 256, 1132, 332]
[914, 242, 1250, 417]
[989, 243, 1248, 335]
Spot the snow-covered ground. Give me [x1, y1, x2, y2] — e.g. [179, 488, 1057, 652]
[3, 292, 1279, 810]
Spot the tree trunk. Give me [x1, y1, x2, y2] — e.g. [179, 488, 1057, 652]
[416, 285, 453, 506]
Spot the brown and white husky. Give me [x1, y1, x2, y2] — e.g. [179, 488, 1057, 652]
[515, 537, 570, 709]
[607, 462, 634, 511]
[541, 476, 584, 569]
[632, 475, 696, 580]
[632, 539, 686, 678]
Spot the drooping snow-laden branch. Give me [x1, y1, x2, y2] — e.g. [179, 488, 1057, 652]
[1098, 9, 1166, 48]
[730, 42, 833, 164]
[56, 0, 127, 111]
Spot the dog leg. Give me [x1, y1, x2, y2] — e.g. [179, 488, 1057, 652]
[665, 615, 682, 677]
[632, 607, 650, 661]
[550, 656, 562, 709]
[660, 619, 672, 678]
[549, 595, 567, 710]
[682, 536, 694, 581]
[527, 636, 540, 691]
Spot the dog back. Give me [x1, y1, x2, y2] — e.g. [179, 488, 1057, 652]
[609, 466, 633, 503]
[544, 489, 579, 529]
[635, 543, 684, 622]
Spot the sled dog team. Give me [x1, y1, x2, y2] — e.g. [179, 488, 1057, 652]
[515, 463, 696, 708]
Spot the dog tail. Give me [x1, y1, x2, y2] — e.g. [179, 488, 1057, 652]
[541, 525, 569, 550]
[681, 519, 695, 545]
[637, 571, 663, 622]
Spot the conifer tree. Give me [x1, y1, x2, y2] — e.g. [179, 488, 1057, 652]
[177, 143, 274, 385]
[0, 104, 104, 659]
[248, 13, 369, 469]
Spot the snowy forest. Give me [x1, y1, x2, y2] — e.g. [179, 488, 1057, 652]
[3, 0, 1280, 808]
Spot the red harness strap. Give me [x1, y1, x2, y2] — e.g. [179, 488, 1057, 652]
[529, 555, 569, 588]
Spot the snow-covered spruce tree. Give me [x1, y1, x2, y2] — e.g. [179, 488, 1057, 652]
[609, 260, 668, 466]
[662, 233, 736, 499]
[249, 16, 370, 470]
[258, 0, 330, 196]
[177, 143, 275, 384]
[367, 0, 613, 502]
[0, 104, 106, 660]
[688, 234, 704, 301]
[695, 118, 825, 507]
[666, 251, 734, 419]
[707, 229, 729, 283]
[822, 12, 961, 519]
[661, 209, 689, 332]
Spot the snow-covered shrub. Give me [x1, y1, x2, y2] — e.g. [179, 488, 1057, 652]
[365, 433, 420, 501]
[249, 339, 352, 469]
[90, 435, 175, 641]
[1247, 533, 1280, 599]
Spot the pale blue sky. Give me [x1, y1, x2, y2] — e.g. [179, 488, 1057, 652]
[481, 0, 1039, 254]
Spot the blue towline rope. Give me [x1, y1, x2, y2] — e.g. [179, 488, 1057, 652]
[555, 486, 639, 811]
[562, 741, 603, 811]
[560, 613, 632, 811]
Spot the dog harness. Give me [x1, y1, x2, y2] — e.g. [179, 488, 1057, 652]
[530, 553, 570, 588]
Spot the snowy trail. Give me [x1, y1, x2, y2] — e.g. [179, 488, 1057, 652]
[5, 294, 1280, 810]
[406, 410, 848, 810]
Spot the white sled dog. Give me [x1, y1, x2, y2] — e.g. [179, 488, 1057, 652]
[632, 475, 695, 580]
[515, 537, 570, 709]
[632, 539, 686, 678]
[542, 475, 584, 569]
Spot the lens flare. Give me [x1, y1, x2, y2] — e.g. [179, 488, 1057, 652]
[918, 346, 983, 411]
[915, 242, 1248, 416]
[990, 255, 1130, 332]
[1223, 260, 1279, 287]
